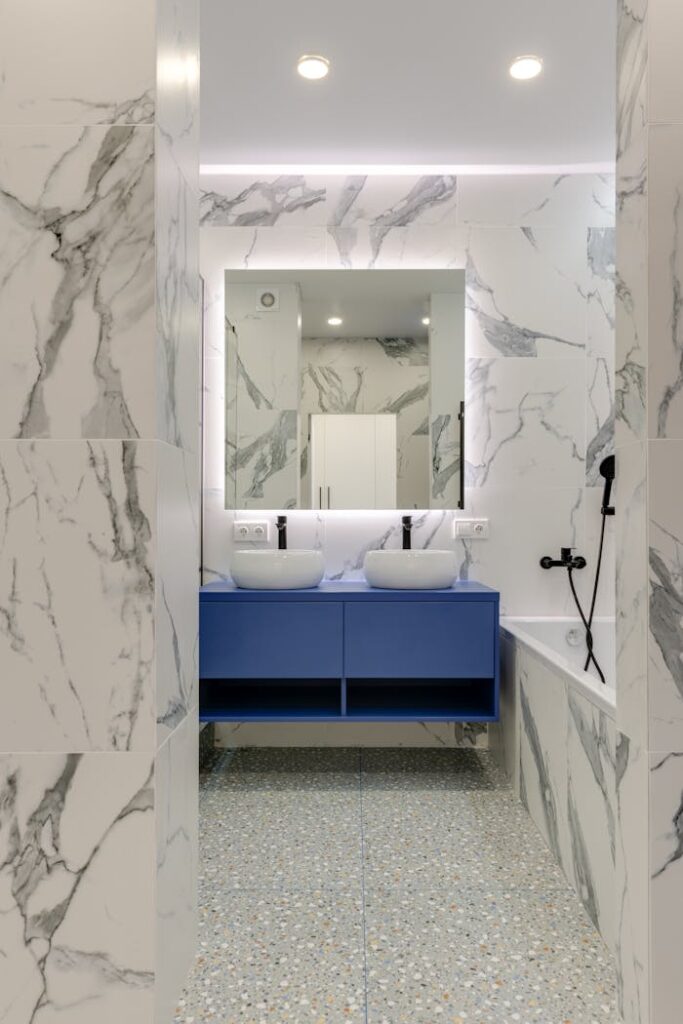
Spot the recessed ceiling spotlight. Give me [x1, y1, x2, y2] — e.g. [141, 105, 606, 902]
[297, 54, 330, 80]
[327, 316, 343, 326]
[421, 317, 431, 326]
[509, 55, 543, 81]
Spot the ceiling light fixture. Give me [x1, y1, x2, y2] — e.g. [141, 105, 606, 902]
[509, 55, 543, 81]
[327, 316, 343, 326]
[297, 54, 330, 80]
[421, 317, 431, 326]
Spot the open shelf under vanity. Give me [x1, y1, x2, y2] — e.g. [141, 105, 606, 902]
[199, 581, 499, 724]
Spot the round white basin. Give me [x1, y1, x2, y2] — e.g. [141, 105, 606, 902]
[231, 550, 325, 590]
[363, 549, 458, 590]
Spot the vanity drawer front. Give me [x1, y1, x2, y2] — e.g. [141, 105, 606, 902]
[345, 601, 496, 678]
[200, 602, 344, 679]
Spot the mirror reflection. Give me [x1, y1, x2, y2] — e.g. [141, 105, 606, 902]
[225, 269, 465, 511]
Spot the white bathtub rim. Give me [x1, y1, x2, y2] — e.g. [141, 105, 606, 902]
[500, 616, 616, 720]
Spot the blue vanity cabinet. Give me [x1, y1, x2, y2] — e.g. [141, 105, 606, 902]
[199, 581, 499, 723]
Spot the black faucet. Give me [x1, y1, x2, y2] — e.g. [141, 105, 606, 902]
[540, 547, 586, 570]
[402, 515, 413, 551]
[276, 515, 287, 551]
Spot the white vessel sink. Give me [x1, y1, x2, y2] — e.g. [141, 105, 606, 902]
[231, 550, 325, 590]
[363, 549, 458, 590]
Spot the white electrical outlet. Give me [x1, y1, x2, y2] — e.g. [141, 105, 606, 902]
[233, 521, 270, 543]
[454, 518, 490, 540]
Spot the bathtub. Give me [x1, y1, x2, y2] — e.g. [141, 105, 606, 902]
[494, 615, 617, 956]
[501, 616, 616, 717]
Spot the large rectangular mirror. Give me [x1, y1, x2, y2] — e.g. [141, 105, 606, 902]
[224, 269, 465, 511]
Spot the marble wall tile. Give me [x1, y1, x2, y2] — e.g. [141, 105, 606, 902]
[0, 1, 154, 126]
[584, 485, 617, 619]
[615, 129, 648, 447]
[156, 715, 198, 1024]
[466, 357, 586, 489]
[0, 440, 156, 752]
[156, 0, 200, 192]
[466, 226, 588, 358]
[617, 0, 648, 160]
[156, 444, 199, 746]
[648, 440, 683, 751]
[321, 511, 403, 581]
[587, 227, 616, 484]
[457, 173, 615, 228]
[647, 125, 683, 440]
[156, 135, 200, 452]
[649, 751, 683, 1024]
[518, 648, 571, 872]
[202, 358, 226, 494]
[200, 489, 233, 582]
[200, 175, 327, 227]
[648, 0, 683, 123]
[615, 441, 649, 745]
[209, 226, 328, 270]
[326, 224, 467, 271]
[0, 126, 155, 441]
[566, 689, 617, 952]
[0, 752, 155, 1023]
[615, 734, 649, 1024]
[326, 174, 458, 230]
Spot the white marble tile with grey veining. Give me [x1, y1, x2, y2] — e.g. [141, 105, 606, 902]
[156, 0, 200, 191]
[647, 126, 683, 440]
[617, 0, 648, 160]
[156, 716, 199, 1024]
[200, 175, 327, 227]
[327, 224, 467, 271]
[232, 408, 299, 510]
[0, 126, 155, 441]
[326, 174, 458, 231]
[0, 0, 154, 126]
[648, 440, 683, 751]
[649, 751, 683, 1024]
[156, 444, 199, 745]
[586, 227, 616, 484]
[466, 356, 586, 489]
[0, 753, 155, 1024]
[458, 172, 615, 228]
[466, 225, 588, 358]
[157, 135, 201, 453]
[0, 440, 156, 752]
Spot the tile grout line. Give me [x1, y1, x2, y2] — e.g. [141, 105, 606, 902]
[358, 748, 370, 1024]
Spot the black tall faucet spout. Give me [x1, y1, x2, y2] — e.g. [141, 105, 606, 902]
[402, 515, 413, 551]
[277, 515, 288, 551]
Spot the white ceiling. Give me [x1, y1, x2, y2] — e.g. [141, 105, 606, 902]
[225, 269, 465, 338]
[200, 0, 616, 168]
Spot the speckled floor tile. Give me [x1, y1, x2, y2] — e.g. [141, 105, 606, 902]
[200, 794, 362, 892]
[364, 886, 618, 1024]
[361, 748, 508, 792]
[174, 892, 365, 1023]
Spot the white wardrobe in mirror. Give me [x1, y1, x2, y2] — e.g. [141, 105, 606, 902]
[310, 414, 397, 509]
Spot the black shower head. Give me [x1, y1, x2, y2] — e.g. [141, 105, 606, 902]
[600, 455, 615, 481]
[600, 455, 615, 514]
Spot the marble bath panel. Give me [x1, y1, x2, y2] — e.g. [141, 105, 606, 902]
[200, 174, 327, 227]
[0, 752, 155, 1024]
[0, 126, 155, 441]
[457, 172, 615, 227]
[156, 0, 200, 192]
[232, 409, 299, 510]
[648, 125, 683, 440]
[466, 225, 588, 358]
[466, 357, 586, 490]
[648, 440, 683, 751]
[617, 0, 647, 159]
[614, 734, 649, 1024]
[615, 129, 648, 448]
[615, 440, 648, 744]
[156, 444, 200, 746]
[0, 440, 156, 752]
[156, 715, 199, 1024]
[156, 135, 201, 453]
[0, 1, 154, 126]
[649, 751, 683, 1024]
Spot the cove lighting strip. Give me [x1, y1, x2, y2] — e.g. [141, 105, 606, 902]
[200, 162, 615, 177]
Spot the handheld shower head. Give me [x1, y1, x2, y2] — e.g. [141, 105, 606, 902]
[599, 455, 615, 515]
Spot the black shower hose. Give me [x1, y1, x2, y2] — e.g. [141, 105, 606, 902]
[565, 511, 608, 685]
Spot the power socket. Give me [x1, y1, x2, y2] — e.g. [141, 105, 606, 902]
[454, 518, 490, 540]
[233, 521, 270, 543]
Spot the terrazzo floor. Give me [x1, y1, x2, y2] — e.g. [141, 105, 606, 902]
[175, 748, 619, 1024]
